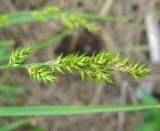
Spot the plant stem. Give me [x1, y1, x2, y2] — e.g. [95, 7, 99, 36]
[0, 63, 58, 71]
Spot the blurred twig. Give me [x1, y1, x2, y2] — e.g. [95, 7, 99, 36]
[145, 12, 160, 63]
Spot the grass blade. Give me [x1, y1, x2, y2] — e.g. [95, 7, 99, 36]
[0, 83, 24, 104]
[0, 118, 30, 131]
[0, 40, 13, 62]
[0, 104, 160, 117]
[32, 29, 71, 51]
[82, 13, 146, 31]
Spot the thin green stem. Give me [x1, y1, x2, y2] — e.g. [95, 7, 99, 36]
[0, 63, 59, 71]
[31, 29, 72, 51]
[0, 104, 159, 117]
[1, 10, 145, 31]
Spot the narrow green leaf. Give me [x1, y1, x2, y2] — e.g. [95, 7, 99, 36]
[0, 104, 159, 117]
[32, 29, 71, 51]
[0, 118, 30, 131]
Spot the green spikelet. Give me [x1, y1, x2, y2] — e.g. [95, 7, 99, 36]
[55, 51, 151, 83]
[9, 48, 32, 66]
[28, 66, 57, 84]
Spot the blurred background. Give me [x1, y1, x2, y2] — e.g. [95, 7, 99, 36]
[0, 0, 160, 131]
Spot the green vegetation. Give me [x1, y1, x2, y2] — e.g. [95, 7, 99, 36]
[0, 40, 13, 62]
[0, 104, 159, 117]
[0, 118, 30, 131]
[0, 5, 158, 128]
[135, 91, 160, 131]
[0, 47, 150, 83]
[0, 83, 24, 104]
[0, 6, 100, 31]
[0, 6, 145, 31]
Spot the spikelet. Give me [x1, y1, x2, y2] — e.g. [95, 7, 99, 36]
[9, 48, 32, 66]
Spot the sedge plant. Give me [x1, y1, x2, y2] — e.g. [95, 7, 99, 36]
[0, 6, 160, 118]
[0, 6, 145, 31]
[0, 47, 150, 84]
[0, 47, 158, 117]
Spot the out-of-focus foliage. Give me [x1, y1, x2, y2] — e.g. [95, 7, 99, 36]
[135, 91, 160, 131]
[0, 118, 30, 131]
[0, 6, 100, 31]
[0, 40, 25, 105]
[32, 29, 71, 51]
[0, 83, 25, 104]
[0, 40, 13, 62]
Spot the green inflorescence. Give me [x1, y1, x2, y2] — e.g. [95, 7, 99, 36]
[28, 66, 57, 84]
[32, 6, 100, 31]
[0, 6, 100, 31]
[9, 48, 32, 66]
[7, 48, 151, 84]
[60, 13, 100, 31]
